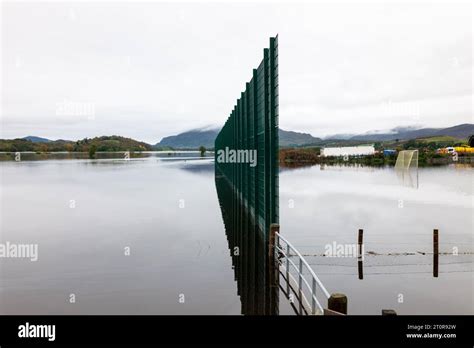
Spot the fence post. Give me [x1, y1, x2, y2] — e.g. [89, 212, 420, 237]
[269, 224, 279, 270]
[358, 229, 363, 255]
[382, 309, 397, 316]
[286, 243, 290, 295]
[358, 229, 363, 280]
[298, 258, 303, 315]
[433, 229, 439, 278]
[269, 224, 280, 315]
[328, 293, 347, 314]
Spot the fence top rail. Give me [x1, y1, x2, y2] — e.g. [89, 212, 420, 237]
[275, 232, 331, 299]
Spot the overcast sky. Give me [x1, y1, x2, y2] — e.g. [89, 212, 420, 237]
[1, 1, 472, 143]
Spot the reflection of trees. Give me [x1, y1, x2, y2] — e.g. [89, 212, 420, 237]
[280, 161, 317, 169]
[454, 163, 474, 169]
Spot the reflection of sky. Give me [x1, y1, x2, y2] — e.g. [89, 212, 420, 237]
[279, 164, 473, 256]
[0, 158, 239, 314]
[280, 165, 473, 208]
[1, 159, 472, 315]
[279, 164, 473, 314]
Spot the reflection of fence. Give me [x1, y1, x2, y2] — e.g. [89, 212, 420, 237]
[215, 37, 347, 316]
[216, 173, 277, 314]
[214, 37, 279, 315]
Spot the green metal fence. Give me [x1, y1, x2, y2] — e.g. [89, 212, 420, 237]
[215, 35, 279, 241]
[215, 36, 279, 314]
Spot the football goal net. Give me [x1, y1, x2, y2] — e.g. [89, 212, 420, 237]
[395, 150, 419, 188]
[395, 150, 419, 170]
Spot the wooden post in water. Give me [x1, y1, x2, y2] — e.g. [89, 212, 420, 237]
[328, 293, 347, 314]
[358, 229, 363, 280]
[268, 224, 280, 315]
[382, 309, 397, 316]
[269, 224, 279, 271]
[433, 229, 439, 278]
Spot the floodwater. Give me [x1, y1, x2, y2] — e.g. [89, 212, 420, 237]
[0, 154, 472, 314]
[280, 163, 473, 314]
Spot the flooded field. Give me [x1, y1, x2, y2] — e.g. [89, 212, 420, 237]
[0, 155, 472, 314]
[279, 163, 473, 314]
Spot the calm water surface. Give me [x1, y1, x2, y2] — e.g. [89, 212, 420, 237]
[1, 155, 472, 314]
[280, 163, 473, 314]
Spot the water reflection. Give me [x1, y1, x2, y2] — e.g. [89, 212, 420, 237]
[215, 168, 279, 315]
[0, 151, 213, 161]
[0, 157, 238, 314]
[395, 167, 419, 188]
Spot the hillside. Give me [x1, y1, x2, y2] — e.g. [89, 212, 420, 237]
[278, 129, 321, 146]
[0, 136, 152, 152]
[155, 123, 473, 149]
[346, 123, 474, 142]
[23, 136, 51, 143]
[155, 128, 322, 149]
[2, 123, 472, 152]
[157, 129, 219, 149]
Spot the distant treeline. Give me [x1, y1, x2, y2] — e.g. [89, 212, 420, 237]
[0, 136, 174, 152]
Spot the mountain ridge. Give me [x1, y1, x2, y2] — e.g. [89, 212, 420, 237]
[156, 123, 473, 148]
[5, 123, 473, 149]
[156, 128, 322, 148]
[345, 123, 474, 142]
[22, 136, 51, 143]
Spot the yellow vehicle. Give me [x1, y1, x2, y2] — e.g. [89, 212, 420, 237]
[446, 146, 474, 154]
[454, 146, 474, 154]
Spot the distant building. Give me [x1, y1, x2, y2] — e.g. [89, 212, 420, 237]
[321, 145, 375, 157]
[383, 149, 397, 156]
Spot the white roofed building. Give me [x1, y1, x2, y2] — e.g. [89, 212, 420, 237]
[321, 145, 375, 157]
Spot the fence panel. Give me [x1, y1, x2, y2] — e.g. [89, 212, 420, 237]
[215, 36, 279, 241]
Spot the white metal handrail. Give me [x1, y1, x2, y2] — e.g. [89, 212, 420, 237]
[275, 232, 330, 315]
